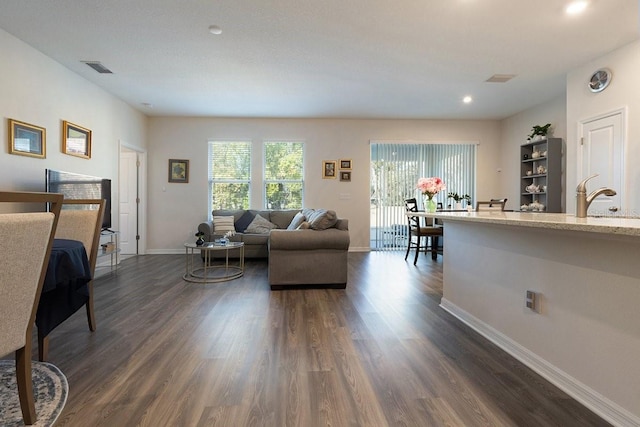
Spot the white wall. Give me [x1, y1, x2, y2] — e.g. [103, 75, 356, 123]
[147, 117, 501, 252]
[566, 39, 640, 215]
[0, 28, 148, 226]
[500, 96, 567, 210]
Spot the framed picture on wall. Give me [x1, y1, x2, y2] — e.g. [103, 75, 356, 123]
[322, 160, 336, 179]
[62, 120, 92, 159]
[340, 159, 352, 170]
[168, 159, 189, 183]
[8, 118, 46, 158]
[340, 171, 351, 182]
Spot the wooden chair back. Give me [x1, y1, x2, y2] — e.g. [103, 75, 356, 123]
[55, 199, 106, 275]
[476, 199, 507, 211]
[0, 191, 62, 424]
[405, 198, 437, 226]
[37, 198, 106, 361]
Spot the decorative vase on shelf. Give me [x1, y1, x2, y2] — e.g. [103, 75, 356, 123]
[455, 202, 463, 210]
[424, 197, 437, 213]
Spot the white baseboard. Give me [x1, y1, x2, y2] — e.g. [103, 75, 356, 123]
[145, 249, 183, 254]
[440, 298, 640, 427]
[142, 247, 372, 255]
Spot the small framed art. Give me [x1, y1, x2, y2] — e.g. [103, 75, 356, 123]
[340, 171, 352, 182]
[339, 159, 352, 170]
[8, 118, 46, 158]
[322, 160, 336, 179]
[62, 121, 92, 159]
[168, 159, 189, 183]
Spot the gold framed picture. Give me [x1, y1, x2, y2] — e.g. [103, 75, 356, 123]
[8, 118, 46, 158]
[62, 121, 92, 159]
[340, 171, 352, 182]
[339, 159, 352, 170]
[169, 159, 189, 183]
[322, 160, 337, 179]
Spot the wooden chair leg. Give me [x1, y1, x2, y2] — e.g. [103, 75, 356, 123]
[86, 281, 96, 332]
[404, 232, 412, 260]
[15, 346, 37, 425]
[431, 236, 439, 260]
[38, 329, 49, 362]
[413, 234, 420, 265]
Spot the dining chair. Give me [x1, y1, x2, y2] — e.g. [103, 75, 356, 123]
[0, 191, 62, 425]
[404, 198, 443, 264]
[476, 198, 507, 211]
[38, 198, 105, 362]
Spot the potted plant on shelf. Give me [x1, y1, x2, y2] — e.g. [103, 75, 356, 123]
[447, 192, 471, 210]
[527, 123, 551, 142]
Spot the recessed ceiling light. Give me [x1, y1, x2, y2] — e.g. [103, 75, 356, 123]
[208, 25, 222, 35]
[565, 1, 588, 15]
[463, 96, 473, 104]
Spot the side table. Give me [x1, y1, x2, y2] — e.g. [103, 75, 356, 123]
[183, 242, 245, 283]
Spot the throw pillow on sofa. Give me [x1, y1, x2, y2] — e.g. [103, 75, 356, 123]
[234, 210, 256, 232]
[213, 216, 235, 234]
[304, 209, 338, 230]
[287, 212, 306, 230]
[245, 214, 277, 234]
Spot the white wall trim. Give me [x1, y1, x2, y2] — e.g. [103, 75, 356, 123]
[147, 247, 371, 255]
[577, 106, 628, 215]
[440, 298, 640, 427]
[369, 139, 480, 145]
[119, 141, 147, 255]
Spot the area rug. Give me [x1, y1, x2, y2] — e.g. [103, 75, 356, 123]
[0, 360, 68, 426]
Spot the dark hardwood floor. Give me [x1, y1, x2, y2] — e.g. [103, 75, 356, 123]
[34, 252, 609, 426]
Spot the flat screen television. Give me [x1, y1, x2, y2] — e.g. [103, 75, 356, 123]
[45, 169, 112, 230]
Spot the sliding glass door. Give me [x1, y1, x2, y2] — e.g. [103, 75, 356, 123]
[370, 142, 477, 250]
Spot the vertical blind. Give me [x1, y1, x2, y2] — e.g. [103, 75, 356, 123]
[370, 142, 477, 250]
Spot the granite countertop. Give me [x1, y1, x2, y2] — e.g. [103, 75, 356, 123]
[417, 211, 640, 237]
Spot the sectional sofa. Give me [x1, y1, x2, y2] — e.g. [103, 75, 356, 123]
[197, 208, 350, 288]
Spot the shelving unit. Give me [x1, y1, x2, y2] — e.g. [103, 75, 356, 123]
[520, 137, 562, 212]
[95, 230, 119, 277]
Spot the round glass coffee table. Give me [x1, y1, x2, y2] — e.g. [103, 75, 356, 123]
[183, 241, 245, 283]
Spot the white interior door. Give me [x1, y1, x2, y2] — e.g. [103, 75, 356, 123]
[119, 150, 138, 254]
[579, 110, 624, 216]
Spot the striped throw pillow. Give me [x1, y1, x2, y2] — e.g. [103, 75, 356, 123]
[213, 216, 235, 234]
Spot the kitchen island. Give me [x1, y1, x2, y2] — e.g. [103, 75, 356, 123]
[423, 211, 640, 426]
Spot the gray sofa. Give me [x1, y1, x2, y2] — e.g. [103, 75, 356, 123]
[198, 209, 300, 258]
[197, 209, 350, 289]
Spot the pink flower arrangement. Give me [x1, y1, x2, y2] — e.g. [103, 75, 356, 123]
[417, 177, 446, 199]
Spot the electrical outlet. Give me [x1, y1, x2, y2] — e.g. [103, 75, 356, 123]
[525, 290, 537, 311]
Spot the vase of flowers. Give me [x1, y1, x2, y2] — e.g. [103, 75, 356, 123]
[417, 177, 446, 213]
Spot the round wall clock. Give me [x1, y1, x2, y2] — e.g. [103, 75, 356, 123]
[588, 68, 612, 93]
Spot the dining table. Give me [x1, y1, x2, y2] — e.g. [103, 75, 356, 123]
[36, 238, 92, 338]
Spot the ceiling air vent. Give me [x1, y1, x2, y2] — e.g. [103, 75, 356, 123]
[485, 74, 516, 83]
[81, 61, 113, 74]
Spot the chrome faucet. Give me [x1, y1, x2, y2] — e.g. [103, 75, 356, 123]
[576, 174, 617, 218]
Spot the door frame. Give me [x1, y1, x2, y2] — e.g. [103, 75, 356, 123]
[577, 106, 627, 215]
[119, 141, 147, 255]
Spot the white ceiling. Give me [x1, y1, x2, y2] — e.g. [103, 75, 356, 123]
[1, 0, 638, 119]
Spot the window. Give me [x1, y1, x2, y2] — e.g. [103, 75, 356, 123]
[208, 141, 251, 212]
[370, 142, 477, 250]
[264, 141, 304, 209]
